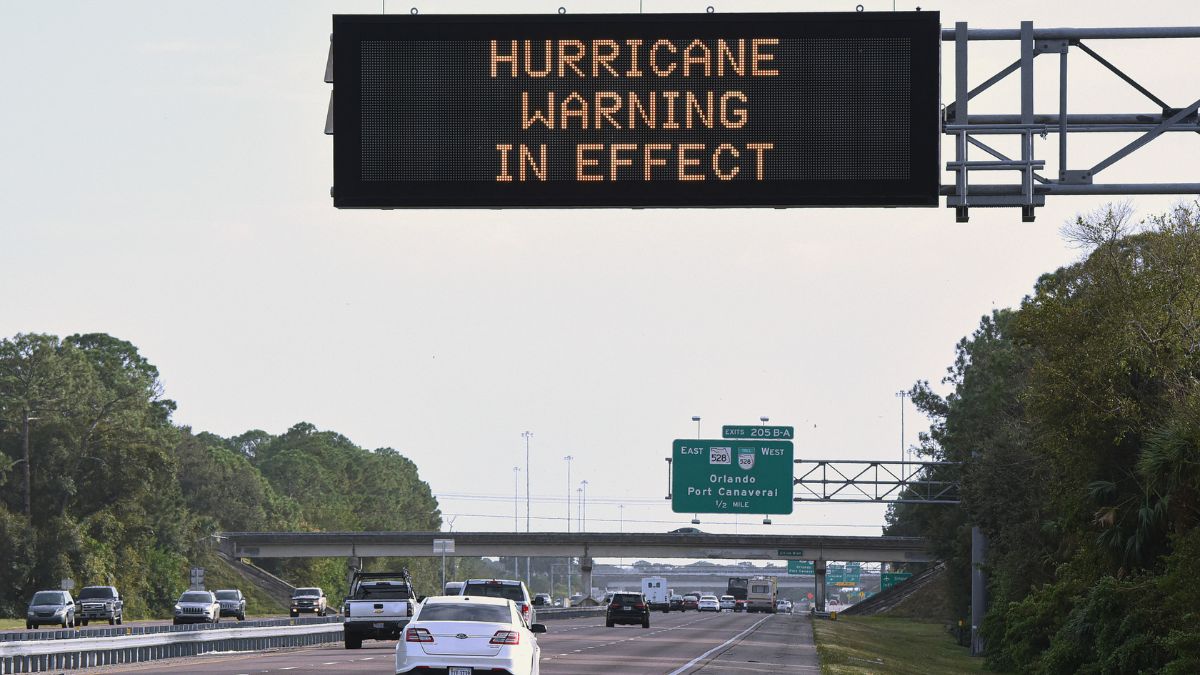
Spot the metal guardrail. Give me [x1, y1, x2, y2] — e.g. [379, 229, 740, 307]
[0, 619, 342, 673]
[0, 609, 602, 672]
[0, 615, 340, 643]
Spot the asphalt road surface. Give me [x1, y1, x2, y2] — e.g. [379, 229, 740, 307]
[86, 611, 818, 674]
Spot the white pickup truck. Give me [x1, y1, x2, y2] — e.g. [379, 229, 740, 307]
[342, 570, 419, 649]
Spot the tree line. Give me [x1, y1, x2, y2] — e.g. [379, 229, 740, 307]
[0, 333, 443, 617]
[887, 202, 1200, 673]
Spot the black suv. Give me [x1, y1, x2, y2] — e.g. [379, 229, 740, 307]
[605, 591, 650, 628]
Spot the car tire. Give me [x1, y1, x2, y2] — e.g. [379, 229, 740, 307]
[345, 636, 362, 649]
[27, 623, 33, 630]
[109, 617, 116, 625]
[290, 610, 298, 618]
[172, 619, 179, 626]
[116, 615, 122, 625]
[238, 613, 245, 621]
[642, 619, 650, 628]
[81, 619, 89, 627]
[605, 619, 614, 628]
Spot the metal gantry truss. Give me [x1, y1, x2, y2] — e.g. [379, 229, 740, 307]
[793, 459, 961, 504]
[945, 23, 1200, 222]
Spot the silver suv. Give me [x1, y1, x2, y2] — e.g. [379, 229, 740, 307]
[173, 590, 221, 625]
[460, 579, 535, 626]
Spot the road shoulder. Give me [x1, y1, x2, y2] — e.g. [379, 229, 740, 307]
[683, 613, 820, 674]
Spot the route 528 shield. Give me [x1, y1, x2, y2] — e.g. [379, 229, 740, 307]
[738, 447, 755, 471]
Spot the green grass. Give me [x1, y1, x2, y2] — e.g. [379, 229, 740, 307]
[198, 550, 289, 617]
[812, 615, 991, 675]
[0, 619, 28, 630]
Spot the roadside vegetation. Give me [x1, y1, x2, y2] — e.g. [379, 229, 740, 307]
[812, 615, 986, 675]
[886, 201, 1200, 672]
[0, 334, 442, 619]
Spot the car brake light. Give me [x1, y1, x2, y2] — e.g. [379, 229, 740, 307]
[405, 627, 434, 643]
[635, 603, 646, 609]
[490, 630, 520, 645]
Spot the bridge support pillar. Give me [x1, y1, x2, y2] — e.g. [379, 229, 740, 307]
[579, 557, 594, 600]
[347, 556, 361, 592]
[814, 560, 826, 612]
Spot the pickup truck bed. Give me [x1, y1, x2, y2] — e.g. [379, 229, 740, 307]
[342, 573, 417, 649]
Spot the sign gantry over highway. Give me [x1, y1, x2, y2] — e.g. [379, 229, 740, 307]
[328, 12, 940, 208]
[671, 439, 794, 514]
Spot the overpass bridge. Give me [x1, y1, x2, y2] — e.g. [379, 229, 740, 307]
[216, 531, 930, 610]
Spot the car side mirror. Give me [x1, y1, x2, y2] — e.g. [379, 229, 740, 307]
[417, 596, 426, 603]
[531, 623, 547, 634]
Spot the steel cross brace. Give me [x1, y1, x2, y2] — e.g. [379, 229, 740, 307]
[792, 459, 961, 504]
[943, 22, 1200, 222]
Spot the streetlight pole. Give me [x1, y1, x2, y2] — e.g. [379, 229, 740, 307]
[521, 431, 533, 532]
[512, 467, 520, 532]
[521, 431, 533, 591]
[563, 455, 573, 533]
[895, 390, 910, 482]
[576, 486, 583, 532]
[580, 480, 589, 531]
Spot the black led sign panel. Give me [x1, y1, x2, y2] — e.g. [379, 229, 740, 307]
[331, 12, 940, 208]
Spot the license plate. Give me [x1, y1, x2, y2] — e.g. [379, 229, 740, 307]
[449, 669, 472, 675]
[623, 607, 631, 611]
[372, 622, 384, 629]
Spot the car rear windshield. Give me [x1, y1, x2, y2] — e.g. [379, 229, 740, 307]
[78, 587, 115, 599]
[418, 604, 511, 623]
[180, 592, 212, 603]
[31, 592, 66, 605]
[612, 594, 642, 604]
[353, 583, 411, 599]
[462, 583, 524, 602]
[294, 588, 321, 597]
[751, 585, 770, 594]
[215, 591, 240, 600]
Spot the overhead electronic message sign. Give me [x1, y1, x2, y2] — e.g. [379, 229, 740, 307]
[330, 12, 940, 208]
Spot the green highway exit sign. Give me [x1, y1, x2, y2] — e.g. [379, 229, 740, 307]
[788, 560, 814, 575]
[672, 439, 794, 514]
[722, 425, 795, 440]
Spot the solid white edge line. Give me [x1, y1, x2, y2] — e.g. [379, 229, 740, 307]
[665, 615, 771, 675]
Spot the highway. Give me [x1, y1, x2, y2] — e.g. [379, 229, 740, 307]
[83, 611, 818, 674]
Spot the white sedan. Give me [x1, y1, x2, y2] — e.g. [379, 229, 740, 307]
[698, 595, 721, 612]
[396, 596, 544, 675]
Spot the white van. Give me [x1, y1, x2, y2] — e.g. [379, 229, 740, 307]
[641, 576, 670, 612]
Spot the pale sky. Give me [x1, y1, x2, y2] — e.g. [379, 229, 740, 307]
[2, 1, 1196, 541]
